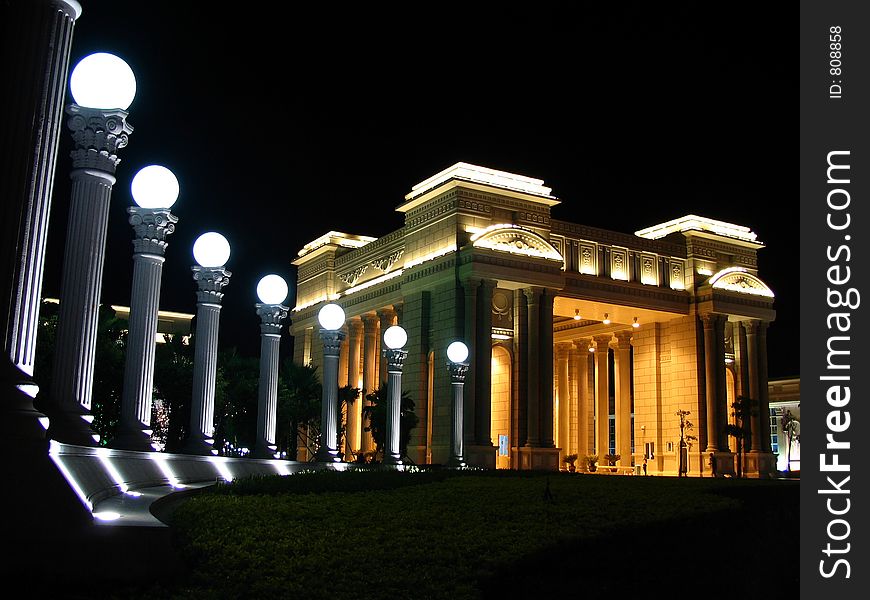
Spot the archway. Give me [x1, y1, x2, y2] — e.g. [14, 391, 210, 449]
[490, 345, 511, 469]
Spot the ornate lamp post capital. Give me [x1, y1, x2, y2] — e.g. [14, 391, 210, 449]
[66, 104, 133, 174]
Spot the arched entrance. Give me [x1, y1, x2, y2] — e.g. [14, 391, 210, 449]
[490, 344, 511, 469]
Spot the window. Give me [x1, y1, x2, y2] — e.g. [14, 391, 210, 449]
[770, 408, 779, 454]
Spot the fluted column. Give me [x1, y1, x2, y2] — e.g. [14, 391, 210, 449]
[540, 289, 555, 448]
[383, 347, 408, 465]
[614, 330, 633, 465]
[715, 315, 730, 450]
[757, 321, 771, 452]
[556, 343, 570, 458]
[48, 105, 133, 446]
[523, 287, 542, 447]
[701, 314, 721, 452]
[593, 334, 612, 457]
[2, 0, 81, 387]
[463, 279, 479, 444]
[447, 360, 469, 468]
[253, 303, 288, 459]
[346, 319, 363, 453]
[112, 208, 177, 451]
[184, 267, 230, 455]
[338, 329, 349, 388]
[377, 307, 396, 387]
[573, 339, 591, 459]
[317, 329, 345, 462]
[475, 279, 496, 446]
[744, 320, 761, 452]
[361, 313, 379, 451]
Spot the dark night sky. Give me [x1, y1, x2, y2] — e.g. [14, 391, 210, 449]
[43, 2, 796, 377]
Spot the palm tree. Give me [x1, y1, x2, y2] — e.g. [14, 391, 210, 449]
[675, 409, 696, 477]
[276, 361, 321, 461]
[781, 409, 800, 472]
[362, 380, 419, 461]
[726, 395, 755, 478]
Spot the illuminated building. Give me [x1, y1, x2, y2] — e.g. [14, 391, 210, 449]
[290, 163, 778, 477]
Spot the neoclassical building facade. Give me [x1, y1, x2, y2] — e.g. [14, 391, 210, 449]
[290, 163, 777, 477]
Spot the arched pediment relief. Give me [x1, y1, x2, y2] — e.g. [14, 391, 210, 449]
[709, 267, 774, 298]
[470, 224, 563, 262]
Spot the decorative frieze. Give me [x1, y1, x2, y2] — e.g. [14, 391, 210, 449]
[338, 265, 368, 286]
[371, 249, 404, 272]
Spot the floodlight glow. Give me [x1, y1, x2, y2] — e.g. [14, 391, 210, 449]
[383, 325, 407, 350]
[318, 303, 345, 330]
[69, 52, 136, 110]
[256, 274, 288, 304]
[209, 456, 234, 482]
[93, 511, 121, 521]
[446, 341, 469, 364]
[193, 232, 231, 267]
[131, 165, 179, 209]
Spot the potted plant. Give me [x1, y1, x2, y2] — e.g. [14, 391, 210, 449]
[604, 453, 621, 466]
[585, 454, 599, 472]
[563, 453, 578, 472]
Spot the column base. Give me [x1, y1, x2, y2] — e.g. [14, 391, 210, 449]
[743, 451, 778, 479]
[382, 454, 403, 466]
[466, 444, 496, 469]
[182, 434, 216, 456]
[107, 425, 156, 452]
[446, 455, 468, 469]
[251, 443, 278, 460]
[513, 447, 560, 471]
[706, 451, 735, 477]
[1, 360, 49, 442]
[43, 405, 99, 447]
[315, 448, 343, 463]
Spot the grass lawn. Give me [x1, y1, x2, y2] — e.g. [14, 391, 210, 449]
[150, 470, 798, 599]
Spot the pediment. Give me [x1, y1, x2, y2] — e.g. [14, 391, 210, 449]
[471, 224, 563, 262]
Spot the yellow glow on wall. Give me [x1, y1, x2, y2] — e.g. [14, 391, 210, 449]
[293, 295, 329, 313]
[635, 214, 760, 243]
[342, 269, 404, 295]
[708, 267, 775, 298]
[406, 162, 554, 201]
[403, 244, 457, 269]
[298, 231, 377, 257]
[471, 225, 563, 261]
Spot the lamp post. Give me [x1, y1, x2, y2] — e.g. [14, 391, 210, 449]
[47, 53, 136, 445]
[446, 341, 469, 468]
[382, 325, 408, 466]
[316, 303, 345, 463]
[252, 274, 289, 459]
[184, 232, 231, 455]
[111, 165, 179, 451]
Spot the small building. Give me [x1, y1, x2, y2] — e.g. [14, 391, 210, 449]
[290, 163, 778, 476]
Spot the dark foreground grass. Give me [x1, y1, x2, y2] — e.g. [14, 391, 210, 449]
[145, 470, 797, 599]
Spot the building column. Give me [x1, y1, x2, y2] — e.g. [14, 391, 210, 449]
[462, 278, 479, 445]
[252, 303, 288, 459]
[523, 287, 542, 447]
[593, 334, 612, 457]
[573, 339, 591, 459]
[744, 320, 762, 452]
[475, 279, 496, 446]
[556, 343, 571, 461]
[715, 315, 730, 451]
[377, 306, 396, 388]
[701, 314, 721, 452]
[513, 289, 528, 447]
[361, 313, 379, 452]
[614, 330, 633, 466]
[338, 328, 349, 388]
[346, 318, 362, 454]
[540, 290, 555, 448]
[757, 321, 771, 452]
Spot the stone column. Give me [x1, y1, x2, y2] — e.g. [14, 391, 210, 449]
[361, 313, 379, 451]
[382, 347, 408, 465]
[346, 318, 363, 453]
[475, 279, 496, 446]
[112, 207, 177, 451]
[377, 307, 396, 387]
[540, 289, 555, 448]
[48, 105, 133, 446]
[2, 0, 80, 390]
[573, 339, 591, 459]
[556, 343, 570, 459]
[447, 360, 469, 468]
[316, 329, 345, 462]
[252, 303, 288, 459]
[701, 314, 720, 452]
[184, 266, 231, 455]
[463, 279, 479, 444]
[338, 329, 349, 388]
[614, 330, 633, 465]
[757, 321, 771, 452]
[744, 320, 761, 452]
[715, 315, 730, 450]
[523, 287, 542, 447]
[593, 334, 612, 457]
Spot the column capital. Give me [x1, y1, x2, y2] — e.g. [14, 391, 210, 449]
[256, 303, 289, 335]
[742, 318, 761, 335]
[480, 278, 498, 291]
[448, 361, 469, 382]
[320, 329, 346, 356]
[700, 312, 728, 329]
[555, 342, 572, 359]
[376, 306, 396, 320]
[192, 265, 231, 304]
[348, 317, 364, 335]
[66, 104, 133, 174]
[573, 338, 592, 353]
[593, 333, 613, 349]
[383, 348, 408, 372]
[614, 330, 633, 348]
[362, 312, 379, 329]
[523, 286, 544, 303]
[128, 207, 177, 256]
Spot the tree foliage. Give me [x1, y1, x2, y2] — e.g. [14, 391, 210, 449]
[362, 380, 419, 461]
[276, 360, 321, 461]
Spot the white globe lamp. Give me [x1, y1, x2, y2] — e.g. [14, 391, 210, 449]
[447, 341, 469, 364]
[256, 274, 288, 305]
[193, 232, 231, 268]
[318, 303, 345, 331]
[131, 165, 179, 209]
[383, 325, 407, 350]
[69, 52, 137, 110]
